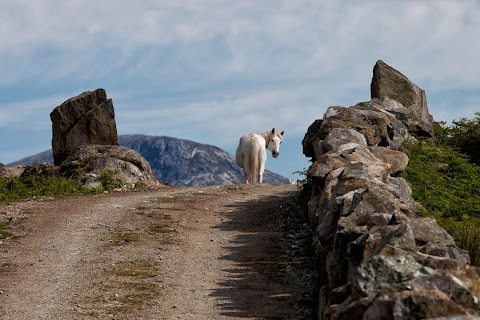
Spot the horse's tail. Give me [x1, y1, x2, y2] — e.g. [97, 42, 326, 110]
[250, 145, 259, 184]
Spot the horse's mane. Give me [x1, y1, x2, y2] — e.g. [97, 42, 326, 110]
[259, 129, 283, 149]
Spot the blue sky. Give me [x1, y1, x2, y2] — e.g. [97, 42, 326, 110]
[1, 1, 479, 180]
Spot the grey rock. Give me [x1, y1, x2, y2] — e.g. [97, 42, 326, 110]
[408, 271, 479, 310]
[324, 128, 367, 153]
[368, 146, 409, 176]
[0, 163, 25, 179]
[373, 223, 417, 256]
[362, 290, 468, 320]
[59, 144, 161, 190]
[322, 106, 393, 147]
[371, 60, 434, 136]
[334, 163, 375, 196]
[352, 255, 432, 298]
[50, 89, 119, 165]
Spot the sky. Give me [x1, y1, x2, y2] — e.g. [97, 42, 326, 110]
[0, 0, 479, 180]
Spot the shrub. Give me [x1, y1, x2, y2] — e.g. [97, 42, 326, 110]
[98, 170, 122, 191]
[402, 117, 480, 266]
[442, 112, 480, 166]
[402, 140, 480, 220]
[294, 168, 313, 211]
[0, 175, 89, 202]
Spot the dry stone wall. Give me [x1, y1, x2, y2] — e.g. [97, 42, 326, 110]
[303, 61, 480, 319]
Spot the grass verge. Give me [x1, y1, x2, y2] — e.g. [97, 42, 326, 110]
[401, 138, 480, 266]
[0, 175, 91, 202]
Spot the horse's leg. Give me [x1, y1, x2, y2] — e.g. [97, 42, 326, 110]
[257, 160, 264, 184]
[258, 151, 266, 184]
[243, 169, 250, 184]
[243, 159, 252, 184]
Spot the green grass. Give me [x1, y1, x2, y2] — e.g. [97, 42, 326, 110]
[109, 230, 140, 246]
[108, 259, 157, 278]
[0, 175, 91, 202]
[98, 170, 123, 191]
[401, 138, 480, 266]
[0, 168, 133, 203]
[0, 222, 12, 240]
[402, 140, 480, 218]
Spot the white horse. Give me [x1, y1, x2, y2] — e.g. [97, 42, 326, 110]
[235, 128, 284, 184]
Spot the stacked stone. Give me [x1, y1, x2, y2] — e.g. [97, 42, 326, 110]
[303, 61, 480, 319]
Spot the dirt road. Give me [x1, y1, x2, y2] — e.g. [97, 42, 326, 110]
[0, 184, 316, 320]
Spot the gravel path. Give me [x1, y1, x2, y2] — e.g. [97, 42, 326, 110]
[0, 184, 315, 320]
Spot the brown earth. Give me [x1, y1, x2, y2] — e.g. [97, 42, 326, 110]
[0, 184, 317, 320]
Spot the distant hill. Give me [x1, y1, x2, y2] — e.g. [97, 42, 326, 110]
[8, 134, 290, 187]
[9, 149, 54, 167]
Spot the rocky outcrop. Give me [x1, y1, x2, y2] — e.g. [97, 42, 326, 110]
[304, 61, 480, 319]
[371, 60, 434, 137]
[59, 144, 162, 190]
[47, 89, 161, 189]
[0, 163, 25, 179]
[50, 89, 119, 166]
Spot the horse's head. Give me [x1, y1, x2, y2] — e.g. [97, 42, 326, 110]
[267, 128, 284, 158]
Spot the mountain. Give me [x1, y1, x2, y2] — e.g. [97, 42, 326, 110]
[9, 149, 54, 167]
[8, 134, 290, 187]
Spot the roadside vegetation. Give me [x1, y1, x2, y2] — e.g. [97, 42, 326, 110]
[0, 222, 12, 239]
[401, 112, 480, 266]
[0, 170, 127, 242]
[0, 175, 88, 202]
[0, 170, 125, 203]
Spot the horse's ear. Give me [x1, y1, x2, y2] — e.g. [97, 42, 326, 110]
[281, 130, 284, 136]
[271, 128, 275, 134]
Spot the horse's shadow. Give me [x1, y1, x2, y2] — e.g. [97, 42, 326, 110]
[209, 188, 313, 319]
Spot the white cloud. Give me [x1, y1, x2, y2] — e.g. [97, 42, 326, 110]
[0, 95, 63, 128]
[115, 84, 339, 148]
[1, 0, 479, 174]
[1, 0, 479, 89]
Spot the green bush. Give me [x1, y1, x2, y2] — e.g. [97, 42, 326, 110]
[0, 175, 89, 202]
[440, 112, 480, 166]
[294, 168, 312, 208]
[98, 170, 122, 191]
[402, 140, 480, 220]
[402, 116, 480, 266]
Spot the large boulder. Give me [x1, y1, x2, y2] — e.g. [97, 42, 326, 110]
[371, 60, 434, 137]
[50, 89, 119, 166]
[0, 163, 25, 179]
[59, 144, 162, 190]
